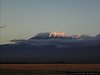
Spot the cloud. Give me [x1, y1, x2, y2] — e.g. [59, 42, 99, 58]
[0, 25, 7, 29]
[10, 39, 26, 43]
[96, 34, 100, 39]
[0, 26, 5, 28]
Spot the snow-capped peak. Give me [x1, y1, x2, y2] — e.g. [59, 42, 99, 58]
[32, 32, 66, 39]
[29, 32, 100, 40]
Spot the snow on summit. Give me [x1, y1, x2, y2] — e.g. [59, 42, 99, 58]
[33, 32, 66, 39]
[31, 32, 83, 39]
[49, 32, 65, 37]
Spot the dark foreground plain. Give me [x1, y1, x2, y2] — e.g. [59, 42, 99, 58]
[0, 64, 100, 75]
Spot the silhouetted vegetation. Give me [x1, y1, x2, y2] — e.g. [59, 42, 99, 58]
[0, 44, 100, 64]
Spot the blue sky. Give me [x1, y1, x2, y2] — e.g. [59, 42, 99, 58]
[0, 0, 100, 44]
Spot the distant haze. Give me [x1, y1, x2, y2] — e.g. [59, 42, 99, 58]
[0, 0, 100, 44]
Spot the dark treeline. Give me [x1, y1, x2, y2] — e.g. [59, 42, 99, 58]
[0, 44, 100, 64]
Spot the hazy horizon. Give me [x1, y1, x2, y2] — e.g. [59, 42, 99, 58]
[0, 0, 100, 44]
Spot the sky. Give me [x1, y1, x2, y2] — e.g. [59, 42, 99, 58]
[0, 0, 100, 44]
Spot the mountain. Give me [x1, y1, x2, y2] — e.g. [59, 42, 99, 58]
[30, 32, 82, 39]
[0, 32, 100, 64]
[17, 32, 100, 48]
[30, 32, 66, 39]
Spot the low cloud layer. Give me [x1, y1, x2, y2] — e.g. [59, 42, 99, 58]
[10, 39, 26, 43]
